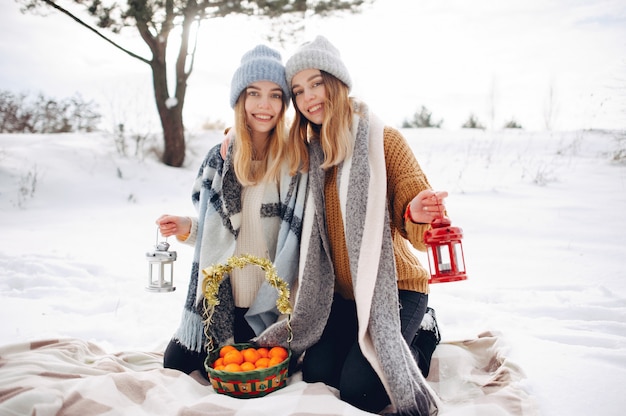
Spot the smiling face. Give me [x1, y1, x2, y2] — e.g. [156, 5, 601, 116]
[291, 69, 327, 126]
[244, 80, 285, 139]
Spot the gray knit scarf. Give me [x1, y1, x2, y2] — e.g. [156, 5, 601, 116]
[172, 135, 308, 354]
[257, 102, 439, 416]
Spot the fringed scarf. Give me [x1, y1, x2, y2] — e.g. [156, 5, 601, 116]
[256, 102, 440, 416]
[172, 133, 308, 354]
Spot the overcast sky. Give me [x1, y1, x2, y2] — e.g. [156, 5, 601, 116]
[2, 0, 625, 133]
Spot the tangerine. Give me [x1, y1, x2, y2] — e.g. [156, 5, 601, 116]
[268, 346, 288, 361]
[254, 357, 270, 368]
[240, 361, 256, 372]
[242, 348, 261, 364]
[219, 345, 237, 358]
[213, 357, 224, 368]
[268, 356, 284, 367]
[222, 349, 244, 365]
[223, 363, 242, 372]
[256, 347, 269, 358]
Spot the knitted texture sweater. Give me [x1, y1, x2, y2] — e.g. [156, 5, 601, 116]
[326, 126, 433, 298]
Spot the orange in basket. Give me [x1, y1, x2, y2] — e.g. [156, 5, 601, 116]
[205, 343, 291, 398]
[210, 345, 288, 371]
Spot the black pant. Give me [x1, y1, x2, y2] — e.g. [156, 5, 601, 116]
[302, 292, 430, 414]
[299, 296, 378, 413]
[399, 290, 428, 344]
[163, 339, 209, 380]
[399, 290, 439, 377]
[163, 307, 255, 378]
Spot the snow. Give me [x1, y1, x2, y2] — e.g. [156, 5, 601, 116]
[165, 97, 179, 109]
[1, 128, 625, 415]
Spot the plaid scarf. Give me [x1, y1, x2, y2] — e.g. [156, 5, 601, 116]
[172, 134, 308, 353]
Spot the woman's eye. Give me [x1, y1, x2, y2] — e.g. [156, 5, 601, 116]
[272, 93, 283, 100]
[292, 89, 302, 96]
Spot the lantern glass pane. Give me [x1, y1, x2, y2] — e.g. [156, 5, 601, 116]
[453, 242, 465, 272]
[427, 246, 436, 273]
[436, 245, 452, 272]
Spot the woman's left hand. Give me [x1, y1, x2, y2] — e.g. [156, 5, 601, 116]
[408, 190, 449, 224]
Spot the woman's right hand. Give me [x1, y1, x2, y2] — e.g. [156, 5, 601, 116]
[220, 127, 233, 159]
[156, 215, 191, 238]
[407, 190, 449, 224]
[220, 137, 230, 159]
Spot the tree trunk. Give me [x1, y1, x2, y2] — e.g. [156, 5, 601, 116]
[135, 5, 187, 168]
[159, 102, 185, 168]
[151, 53, 186, 168]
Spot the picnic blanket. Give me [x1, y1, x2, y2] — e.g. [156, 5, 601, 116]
[0, 331, 539, 416]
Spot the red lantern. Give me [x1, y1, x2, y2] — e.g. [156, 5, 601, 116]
[424, 216, 468, 284]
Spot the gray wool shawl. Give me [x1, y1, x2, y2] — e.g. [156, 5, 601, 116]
[172, 134, 308, 354]
[256, 102, 440, 416]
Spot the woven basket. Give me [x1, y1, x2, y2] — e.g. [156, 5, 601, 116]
[204, 343, 291, 398]
[201, 254, 293, 399]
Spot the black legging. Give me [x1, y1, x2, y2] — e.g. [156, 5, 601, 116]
[163, 339, 209, 379]
[163, 306, 256, 378]
[301, 291, 428, 414]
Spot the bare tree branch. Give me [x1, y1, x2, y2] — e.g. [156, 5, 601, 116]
[39, 0, 150, 65]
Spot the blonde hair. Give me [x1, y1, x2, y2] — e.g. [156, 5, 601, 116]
[288, 71, 355, 174]
[232, 92, 288, 186]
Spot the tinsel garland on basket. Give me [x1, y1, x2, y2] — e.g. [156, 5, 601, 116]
[201, 254, 292, 351]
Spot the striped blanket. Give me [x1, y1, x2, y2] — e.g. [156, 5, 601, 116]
[0, 331, 538, 415]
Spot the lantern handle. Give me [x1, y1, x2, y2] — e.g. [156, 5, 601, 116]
[155, 225, 169, 245]
[431, 200, 451, 228]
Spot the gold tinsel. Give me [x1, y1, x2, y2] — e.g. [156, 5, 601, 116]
[201, 254, 293, 352]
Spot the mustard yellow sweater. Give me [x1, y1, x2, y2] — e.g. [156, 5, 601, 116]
[325, 126, 432, 299]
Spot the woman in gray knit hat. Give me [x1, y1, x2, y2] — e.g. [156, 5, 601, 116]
[155, 44, 308, 381]
[256, 36, 446, 415]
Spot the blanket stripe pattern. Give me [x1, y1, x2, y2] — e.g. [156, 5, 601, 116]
[0, 332, 539, 415]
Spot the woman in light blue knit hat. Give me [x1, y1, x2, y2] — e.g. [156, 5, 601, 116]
[256, 35, 446, 415]
[155, 44, 308, 381]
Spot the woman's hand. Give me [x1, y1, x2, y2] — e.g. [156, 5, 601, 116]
[220, 137, 230, 159]
[220, 128, 233, 159]
[407, 190, 449, 224]
[155, 215, 191, 238]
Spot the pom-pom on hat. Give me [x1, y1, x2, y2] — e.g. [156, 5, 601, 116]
[285, 35, 352, 92]
[230, 45, 290, 108]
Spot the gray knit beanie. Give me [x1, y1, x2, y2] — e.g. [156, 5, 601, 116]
[285, 36, 352, 91]
[230, 45, 290, 108]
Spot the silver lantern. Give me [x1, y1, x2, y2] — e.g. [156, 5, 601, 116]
[145, 232, 177, 292]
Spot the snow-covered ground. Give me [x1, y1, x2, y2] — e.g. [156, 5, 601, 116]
[1, 128, 625, 415]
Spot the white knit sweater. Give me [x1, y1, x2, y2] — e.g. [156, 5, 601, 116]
[231, 180, 280, 307]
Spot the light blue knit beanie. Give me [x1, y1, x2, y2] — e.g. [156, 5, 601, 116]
[285, 35, 352, 92]
[230, 45, 290, 109]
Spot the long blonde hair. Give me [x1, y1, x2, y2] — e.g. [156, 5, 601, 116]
[232, 92, 288, 186]
[288, 71, 354, 174]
